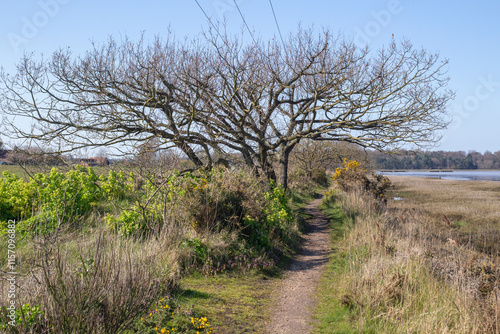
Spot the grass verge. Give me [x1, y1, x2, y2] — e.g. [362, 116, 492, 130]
[178, 275, 277, 333]
[313, 194, 358, 333]
[314, 183, 499, 333]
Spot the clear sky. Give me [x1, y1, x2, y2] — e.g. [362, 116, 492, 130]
[1, 0, 499, 153]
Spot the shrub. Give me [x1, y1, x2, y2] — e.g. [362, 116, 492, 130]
[99, 170, 134, 200]
[0, 303, 45, 333]
[0, 171, 36, 222]
[240, 182, 296, 250]
[311, 167, 328, 185]
[106, 210, 143, 237]
[182, 235, 275, 276]
[0, 166, 140, 236]
[182, 169, 259, 233]
[333, 159, 392, 203]
[34, 234, 166, 334]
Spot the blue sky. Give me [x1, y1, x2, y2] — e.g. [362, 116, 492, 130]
[1, 0, 499, 153]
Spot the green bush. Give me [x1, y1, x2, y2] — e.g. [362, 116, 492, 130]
[311, 167, 328, 185]
[182, 238, 208, 264]
[0, 171, 36, 222]
[0, 166, 142, 236]
[241, 182, 295, 249]
[99, 170, 134, 200]
[0, 303, 45, 333]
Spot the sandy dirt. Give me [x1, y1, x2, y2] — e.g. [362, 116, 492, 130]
[267, 195, 331, 334]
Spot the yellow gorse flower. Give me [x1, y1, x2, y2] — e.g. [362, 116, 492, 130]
[333, 159, 362, 180]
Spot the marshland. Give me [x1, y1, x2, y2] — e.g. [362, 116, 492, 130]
[315, 168, 500, 333]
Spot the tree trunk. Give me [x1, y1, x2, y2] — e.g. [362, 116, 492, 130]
[259, 145, 277, 183]
[277, 144, 292, 190]
[176, 141, 204, 167]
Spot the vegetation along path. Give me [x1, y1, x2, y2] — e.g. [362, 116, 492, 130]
[267, 194, 331, 334]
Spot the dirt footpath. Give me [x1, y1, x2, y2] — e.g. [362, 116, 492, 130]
[267, 195, 331, 334]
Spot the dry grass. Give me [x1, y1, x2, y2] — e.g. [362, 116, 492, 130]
[389, 176, 500, 225]
[317, 177, 500, 333]
[388, 176, 500, 255]
[0, 229, 181, 333]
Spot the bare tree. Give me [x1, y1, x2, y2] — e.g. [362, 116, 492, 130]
[0, 28, 453, 188]
[290, 140, 367, 177]
[182, 28, 453, 187]
[0, 34, 215, 168]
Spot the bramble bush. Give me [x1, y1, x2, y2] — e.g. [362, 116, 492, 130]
[176, 171, 294, 275]
[107, 168, 296, 248]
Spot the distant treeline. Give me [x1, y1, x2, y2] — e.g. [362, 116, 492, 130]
[370, 150, 500, 170]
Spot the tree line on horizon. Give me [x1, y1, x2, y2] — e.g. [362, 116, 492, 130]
[370, 149, 500, 170]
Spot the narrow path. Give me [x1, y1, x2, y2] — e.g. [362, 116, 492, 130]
[267, 195, 331, 334]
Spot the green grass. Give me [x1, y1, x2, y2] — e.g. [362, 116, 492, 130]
[313, 256, 360, 334]
[0, 164, 29, 177]
[313, 196, 359, 333]
[178, 274, 278, 333]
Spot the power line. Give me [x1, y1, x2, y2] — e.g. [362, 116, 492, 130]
[268, 0, 286, 48]
[193, 0, 224, 41]
[232, 0, 258, 45]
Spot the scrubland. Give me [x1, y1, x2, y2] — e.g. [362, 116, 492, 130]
[0, 164, 322, 333]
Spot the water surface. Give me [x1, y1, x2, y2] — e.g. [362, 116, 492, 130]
[380, 170, 500, 182]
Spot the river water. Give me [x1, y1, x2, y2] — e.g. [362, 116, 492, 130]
[380, 170, 500, 182]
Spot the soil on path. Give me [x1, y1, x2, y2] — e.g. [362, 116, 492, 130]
[267, 195, 331, 334]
